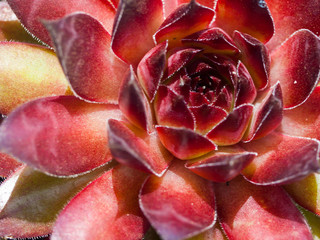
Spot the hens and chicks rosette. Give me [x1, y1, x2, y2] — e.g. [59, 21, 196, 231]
[0, 0, 319, 239]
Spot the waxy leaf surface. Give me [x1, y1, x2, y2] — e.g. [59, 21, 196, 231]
[156, 126, 217, 159]
[45, 13, 128, 104]
[112, 0, 163, 65]
[154, 1, 215, 48]
[140, 161, 216, 240]
[241, 132, 320, 185]
[265, 0, 320, 50]
[186, 146, 256, 182]
[108, 119, 172, 176]
[215, 176, 313, 240]
[213, 0, 274, 43]
[52, 165, 149, 240]
[0, 96, 123, 176]
[270, 29, 320, 109]
[280, 86, 320, 139]
[7, 0, 116, 45]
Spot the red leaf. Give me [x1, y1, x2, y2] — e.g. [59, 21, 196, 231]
[213, 0, 274, 43]
[265, 0, 320, 51]
[269, 29, 320, 109]
[119, 66, 153, 132]
[0, 96, 124, 176]
[52, 165, 149, 240]
[44, 13, 128, 104]
[111, 0, 164, 65]
[156, 126, 217, 159]
[186, 146, 256, 182]
[140, 161, 216, 240]
[207, 104, 253, 145]
[108, 119, 172, 176]
[233, 31, 270, 91]
[154, 0, 215, 48]
[7, 0, 116, 45]
[215, 176, 313, 240]
[241, 132, 320, 185]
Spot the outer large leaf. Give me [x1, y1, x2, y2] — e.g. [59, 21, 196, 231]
[214, 176, 313, 240]
[51, 165, 149, 240]
[269, 29, 320, 109]
[44, 13, 128, 104]
[0, 96, 124, 176]
[111, 0, 164, 65]
[0, 42, 68, 115]
[140, 161, 216, 240]
[280, 85, 320, 139]
[213, 0, 274, 43]
[265, 0, 320, 51]
[241, 132, 320, 185]
[7, 0, 116, 45]
[0, 163, 113, 238]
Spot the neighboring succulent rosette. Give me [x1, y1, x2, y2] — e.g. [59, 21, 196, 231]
[0, 0, 319, 240]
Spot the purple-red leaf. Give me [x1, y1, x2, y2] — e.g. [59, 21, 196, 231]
[186, 146, 256, 182]
[156, 126, 217, 160]
[119, 66, 153, 132]
[234, 61, 257, 106]
[108, 119, 172, 177]
[154, 86, 195, 130]
[213, 0, 274, 43]
[137, 42, 167, 101]
[233, 31, 270, 91]
[44, 13, 128, 104]
[207, 104, 253, 145]
[243, 82, 283, 142]
[182, 27, 240, 56]
[154, 0, 215, 48]
[111, 0, 163, 65]
[190, 105, 228, 135]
